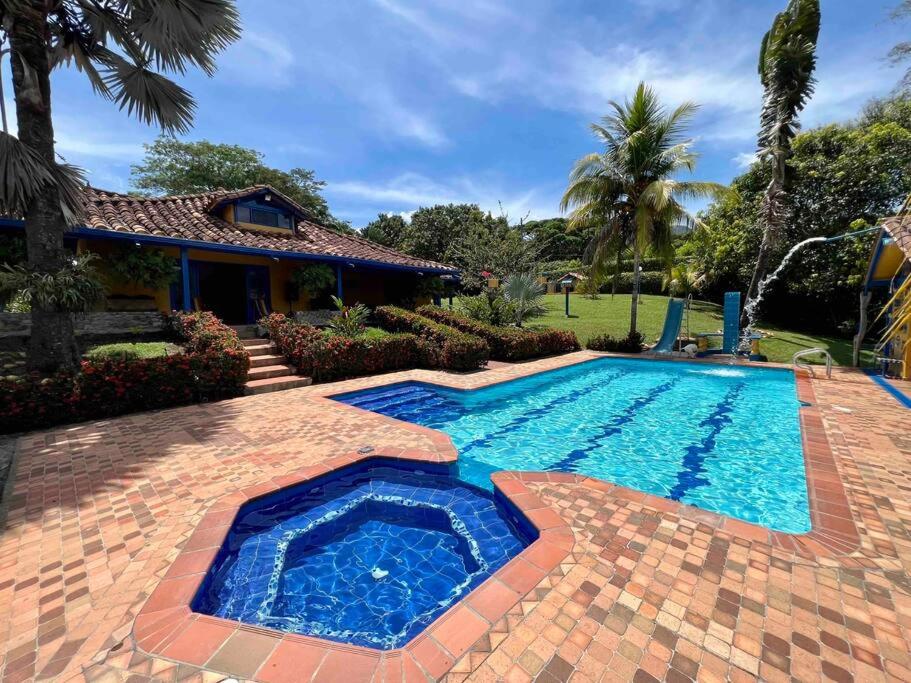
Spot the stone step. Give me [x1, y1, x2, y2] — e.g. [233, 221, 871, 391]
[250, 354, 288, 368]
[244, 344, 276, 356]
[244, 376, 312, 395]
[230, 324, 259, 339]
[240, 337, 269, 347]
[247, 364, 296, 380]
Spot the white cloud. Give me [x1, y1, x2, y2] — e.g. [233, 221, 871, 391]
[220, 30, 295, 88]
[732, 151, 758, 169]
[329, 172, 558, 224]
[354, 85, 449, 149]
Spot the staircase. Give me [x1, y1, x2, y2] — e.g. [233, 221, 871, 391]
[231, 326, 312, 395]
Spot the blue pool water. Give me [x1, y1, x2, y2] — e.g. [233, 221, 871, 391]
[193, 461, 533, 649]
[333, 358, 811, 533]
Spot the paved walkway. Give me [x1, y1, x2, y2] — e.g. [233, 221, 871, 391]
[0, 352, 909, 682]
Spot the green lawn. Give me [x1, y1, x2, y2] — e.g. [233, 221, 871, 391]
[521, 293, 867, 365]
[85, 341, 176, 361]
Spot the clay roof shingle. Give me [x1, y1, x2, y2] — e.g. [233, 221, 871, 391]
[882, 215, 911, 263]
[80, 186, 457, 273]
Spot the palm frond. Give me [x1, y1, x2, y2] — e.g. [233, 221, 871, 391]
[0, 132, 86, 225]
[103, 55, 196, 133]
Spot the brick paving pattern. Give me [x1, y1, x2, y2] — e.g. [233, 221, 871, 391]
[0, 351, 909, 682]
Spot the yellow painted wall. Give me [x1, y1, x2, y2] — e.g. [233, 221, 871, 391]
[872, 243, 905, 282]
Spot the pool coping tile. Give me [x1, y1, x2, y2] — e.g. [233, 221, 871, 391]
[133, 448, 572, 680]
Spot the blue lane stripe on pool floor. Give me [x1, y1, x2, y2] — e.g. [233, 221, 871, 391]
[548, 376, 681, 473]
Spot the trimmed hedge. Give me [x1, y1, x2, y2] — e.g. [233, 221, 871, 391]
[416, 306, 580, 360]
[0, 311, 249, 434]
[374, 306, 489, 371]
[586, 331, 645, 353]
[261, 313, 422, 382]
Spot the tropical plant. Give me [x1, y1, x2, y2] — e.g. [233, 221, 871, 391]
[560, 82, 726, 335]
[327, 295, 370, 338]
[502, 273, 547, 327]
[0, 252, 105, 312]
[107, 245, 177, 290]
[291, 263, 337, 302]
[0, 1, 241, 372]
[744, 0, 820, 321]
[663, 263, 706, 297]
[456, 292, 516, 327]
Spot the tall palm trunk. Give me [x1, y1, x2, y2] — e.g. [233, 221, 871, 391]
[629, 242, 641, 335]
[10, 5, 80, 372]
[743, 133, 788, 325]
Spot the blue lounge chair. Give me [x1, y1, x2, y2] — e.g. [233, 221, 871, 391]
[650, 298, 685, 353]
[697, 291, 741, 355]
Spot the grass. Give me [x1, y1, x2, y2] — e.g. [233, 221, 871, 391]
[85, 342, 176, 361]
[515, 293, 868, 365]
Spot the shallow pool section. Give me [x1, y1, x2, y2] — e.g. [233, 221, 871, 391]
[333, 358, 811, 533]
[192, 460, 534, 649]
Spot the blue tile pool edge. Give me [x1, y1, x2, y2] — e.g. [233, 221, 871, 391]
[864, 369, 911, 408]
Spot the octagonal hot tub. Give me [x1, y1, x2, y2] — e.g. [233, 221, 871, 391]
[191, 459, 536, 650]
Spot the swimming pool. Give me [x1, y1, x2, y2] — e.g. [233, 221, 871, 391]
[333, 358, 811, 533]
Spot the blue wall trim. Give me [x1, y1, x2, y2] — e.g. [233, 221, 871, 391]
[0, 219, 459, 276]
[864, 370, 911, 409]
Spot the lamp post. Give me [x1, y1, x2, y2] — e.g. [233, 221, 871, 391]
[561, 278, 574, 317]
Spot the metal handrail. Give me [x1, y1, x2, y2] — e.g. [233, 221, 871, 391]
[793, 348, 832, 379]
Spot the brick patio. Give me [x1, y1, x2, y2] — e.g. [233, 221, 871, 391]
[1, 351, 910, 682]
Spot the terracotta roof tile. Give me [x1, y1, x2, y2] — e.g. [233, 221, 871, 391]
[80, 186, 457, 273]
[882, 215, 911, 262]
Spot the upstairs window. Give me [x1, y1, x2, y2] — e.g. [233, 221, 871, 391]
[235, 201, 292, 229]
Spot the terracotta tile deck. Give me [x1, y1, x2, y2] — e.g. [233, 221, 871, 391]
[1, 351, 910, 682]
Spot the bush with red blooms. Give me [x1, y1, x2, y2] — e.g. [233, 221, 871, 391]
[260, 313, 421, 382]
[373, 306, 489, 371]
[416, 305, 580, 360]
[0, 311, 249, 434]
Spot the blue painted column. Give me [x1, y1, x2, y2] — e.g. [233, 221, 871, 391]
[336, 263, 343, 300]
[180, 247, 192, 311]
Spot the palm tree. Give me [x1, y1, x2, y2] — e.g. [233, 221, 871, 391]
[561, 82, 726, 335]
[744, 0, 820, 321]
[0, 2, 241, 373]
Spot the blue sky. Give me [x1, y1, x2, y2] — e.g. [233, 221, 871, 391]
[7, 0, 906, 227]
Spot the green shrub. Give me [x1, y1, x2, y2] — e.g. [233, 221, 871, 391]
[0, 311, 249, 434]
[374, 306, 489, 370]
[261, 313, 420, 381]
[417, 306, 580, 360]
[85, 342, 172, 361]
[586, 331, 645, 353]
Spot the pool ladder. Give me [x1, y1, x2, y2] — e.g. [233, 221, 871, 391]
[792, 348, 832, 379]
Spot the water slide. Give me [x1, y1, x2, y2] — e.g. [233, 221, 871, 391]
[651, 298, 685, 353]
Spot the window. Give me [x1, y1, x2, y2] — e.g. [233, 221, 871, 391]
[234, 201, 292, 229]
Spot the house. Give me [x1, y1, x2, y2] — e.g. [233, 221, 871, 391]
[0, 186, 458, 325]
[854, 216, 910, 378]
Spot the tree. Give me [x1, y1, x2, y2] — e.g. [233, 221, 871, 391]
[361, 213, 408, 248]
[0, 1, 240, 372]
[131, 136, 351, 233]
[744, 0, 820, 321]
[690, 94, 911, 332]
[448, 221, 543, 291]
[400, 204, 506, 265]
[521, 217, 597, 262]
[560, 82, 725, 335]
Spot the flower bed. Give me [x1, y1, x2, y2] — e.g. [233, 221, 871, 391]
[0, 311, 249, 434]
[416, 306, 580, 360]
[260, 313, 421, 382]
[374, 306, 489, 370]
